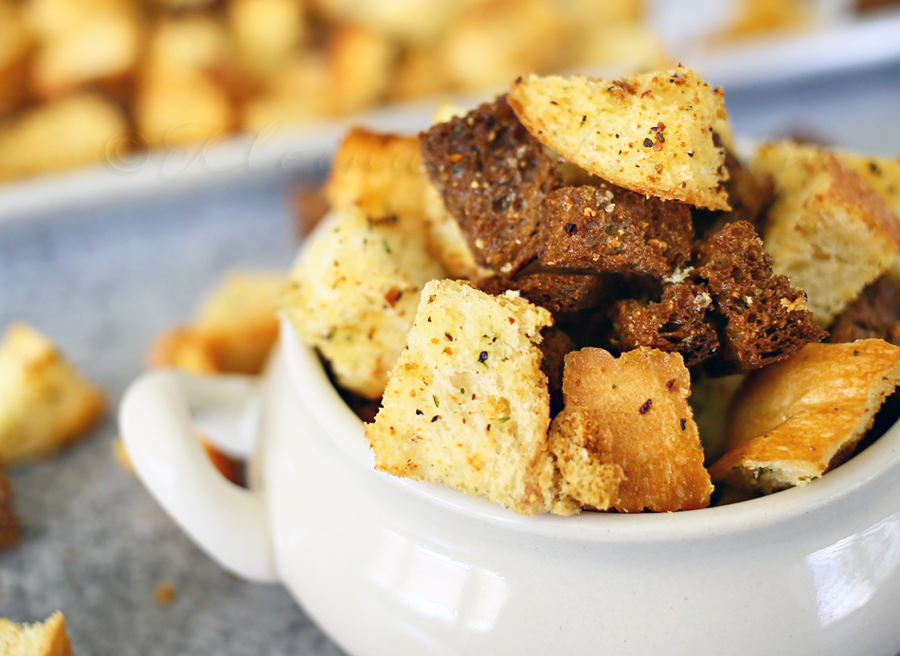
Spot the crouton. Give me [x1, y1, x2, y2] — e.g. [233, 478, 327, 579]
[831, 150, 900, 221]
[135, 68, 234, 148]
[508, 67, 730, 211]
[549, 347, 712, 512]
[0, 0, 32, 117]
[478, 270, 605, 314]
[689, 373, 746, 465]
[709, 340, 900, 495]
[438, 0, 567, 92]
[327, 24, 397, 116]
[325, 128, 425, 221]
[422, 182, 482, 279]
[538, 182, 693, 278]
[695, 220, 825, 372]
[0, 612, 72, 656]
[365, 280, 577, 515]
[228, 0, 306, 82]
[311, 0, 457, 45]
[29, 6, 142, 100]
[0, 93, 128, 181]
[149, 270, 283, 375]
[146, 16, 232, 75]
[0, 323, 106, 465]
[829, 273, 900, 345]
[240, 53, 332, 130]
[0, 465, 19, 550]
[282, 208, 445, 399]
[611, 280, 719, 367]
[752, 142, 900, 325]
[420, 95, 562, 275]
[388, 46, 448, 102]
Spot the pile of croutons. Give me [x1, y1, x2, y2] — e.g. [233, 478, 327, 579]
[283, 66, 900, 515]
[0, 0, 660, 182]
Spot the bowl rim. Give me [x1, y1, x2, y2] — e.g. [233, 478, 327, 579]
[279, 315, 900, 543]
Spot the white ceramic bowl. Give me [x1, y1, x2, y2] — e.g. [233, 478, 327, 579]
[119, 318, 900, 656]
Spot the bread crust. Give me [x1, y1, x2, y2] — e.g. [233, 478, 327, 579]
[709, 340, 900, 494]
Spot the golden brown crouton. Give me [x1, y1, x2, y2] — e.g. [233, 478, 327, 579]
[709, 340, 900, 495]
[149, 270, 284, 376]
[365, 280, 577, 515]
[549, 347, 713, 512]
[145, 15, 232, 76]
[0, 465, 19, 551]
[0, 612, 73, 656]
[0, 93, 128, 181]
[282, 208, 445, 398]
[753, 142, 900, 325]
[29, 5, 142, 100]
[228, 0, 306, 82]
[327, 24, 397, 116]
[134, 68, 235, 149]
[508, 67, 730, 211]
[0, 323, 106, 465]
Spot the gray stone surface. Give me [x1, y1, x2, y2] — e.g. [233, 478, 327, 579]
[1, 61, 900, 656]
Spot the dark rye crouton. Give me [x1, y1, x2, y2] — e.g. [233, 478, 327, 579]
[695, 220, 825, 372]
[538, 326, 577, 416]
[538, 183, 693, 279]
[419, 95, 562, 275]
[478, 269, 605, 314]
[829, 273, 900, 346]
[611, 280, 720, 367]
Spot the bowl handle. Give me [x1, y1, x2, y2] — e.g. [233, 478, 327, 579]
[119, 370, 278, 583]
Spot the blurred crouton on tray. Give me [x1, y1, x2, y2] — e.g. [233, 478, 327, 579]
[0, 323, 106, 466]
[149, 270, 285, 375]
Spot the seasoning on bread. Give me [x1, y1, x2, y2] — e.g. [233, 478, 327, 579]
[694, 220, 826, 372]
[549, 347, 712, 512]
[753, 142, 900, 325]
[365, 279, 578, 515]
[0, 323, 106, 465]
[419, 95, 563, 276]
[0, 611, 73, 656]
[611, 280, 719, 367]
[538, 182, 693, 279]
[508, 67, 730, 211]
[709, 340, 900, 494]
[282, 207, 444, 399]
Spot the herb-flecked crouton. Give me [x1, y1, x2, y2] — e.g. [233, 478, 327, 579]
[365, 279, 578, 516]
[508, 67, 730, 211]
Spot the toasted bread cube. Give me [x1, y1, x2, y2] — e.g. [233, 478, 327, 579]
[365, 280, 577, 515]
[228, 0, 305, 81]
[0, 465, 19, 550]
[689, 373, 746, 465]
[0, 612, 73, 656]
[146, 15, 231, 74]
[311, 0, 456, 44]
[149, 270, 283, 375]
[282, 208, 445, 399]
[0, 92, 128, 181]
[388, 46, 448, 102]
[709, 340, 900, 495]
[328, 128, 482, 279]
[240, 53, 331, 130]
[29, 7, 142, 99]
[0, 324, 106, 465]
[439, 0, 567, 92]
[508, 67, 730, 211]
[327, 24, 397, 116]
[829, 273, 900, 345]
[753, 142, 900, 325]
[832, 150, 900, 222]
[0, 0, 33, 116]
[135, 68, 234, 148]
[549, 347, 712, 512]
[326, 129, 425, 220]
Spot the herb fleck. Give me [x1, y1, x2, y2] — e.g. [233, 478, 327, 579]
[680, 418, 686, 431]
[478, 350, 489, 363]
[639, 398, 652, 414]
